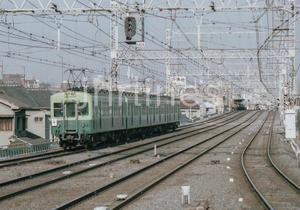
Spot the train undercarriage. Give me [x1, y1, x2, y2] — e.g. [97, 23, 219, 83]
[58, 123, 179, 150]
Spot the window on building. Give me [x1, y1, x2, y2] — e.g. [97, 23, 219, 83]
[34, 117, 43, 122]
[0, 118, 13, 131]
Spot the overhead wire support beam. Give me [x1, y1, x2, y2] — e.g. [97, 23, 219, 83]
[0, 0, 299, 13]
[256, 2, 299, 97]
[116, 49, 293, 60]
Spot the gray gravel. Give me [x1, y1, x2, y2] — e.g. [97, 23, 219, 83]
[2, 111, 299, 210]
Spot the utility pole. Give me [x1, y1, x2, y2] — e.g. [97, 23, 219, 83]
[110, 0, 119, 91]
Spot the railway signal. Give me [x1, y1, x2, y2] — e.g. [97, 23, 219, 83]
[124, 17, 136, 40]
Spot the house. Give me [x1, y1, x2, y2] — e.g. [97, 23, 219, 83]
[180, 99, 203, 120]
[0, 85, 52, 146]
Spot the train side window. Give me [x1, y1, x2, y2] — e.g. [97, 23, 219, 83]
[113, 102, 116, 116]
[161, 105, 164, 115]
[101, 101, 104, 115]
[156, 105, 159, 115]
[78, 102, 89, 116]
[114, 102, 120, 116]
[103, 102, 109, 116]
[149, 104, 152, 115]
[164, 104, 167, 121]
[98, 101, 101, 117]
[99, 102, 102, 128]
[109, 103, 112, 116]
[127, 103, 131, 116]
[121, 103, 123, 116]
[153, 104, 155, 115]
[53, 103, 63, 117]
[134, 105, 139, 116]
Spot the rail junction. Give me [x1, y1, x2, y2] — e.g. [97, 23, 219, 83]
[0, 1, 300, 210]
[0, 111, 299, 209]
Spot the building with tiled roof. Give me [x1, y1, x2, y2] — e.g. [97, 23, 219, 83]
[0, 85, 52, 146]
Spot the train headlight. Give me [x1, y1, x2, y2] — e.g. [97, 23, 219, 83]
[82, 123, 85, 128]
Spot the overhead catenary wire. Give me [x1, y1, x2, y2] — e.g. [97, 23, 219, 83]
[0, 1, 291, 101]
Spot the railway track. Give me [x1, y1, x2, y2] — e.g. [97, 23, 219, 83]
[241, 111, 300, 209]
[0, 111, 238, 168]
[0, 110, 249, 203]
[52, 111, 262, 209]
[0, 110, 243, 183]
[0, 147, 86, 168]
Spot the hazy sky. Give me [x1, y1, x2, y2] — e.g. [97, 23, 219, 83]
[0, 0, 298, 96]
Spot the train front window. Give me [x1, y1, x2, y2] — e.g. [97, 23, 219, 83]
[78, 102, 89, 116]
[53, 103, 63, 117]
[66, 103, 76, 117]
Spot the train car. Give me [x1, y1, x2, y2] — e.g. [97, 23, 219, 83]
[236, 102, 247, 110]
[50, 88, 180, 149]
[231, 98, 246, 110]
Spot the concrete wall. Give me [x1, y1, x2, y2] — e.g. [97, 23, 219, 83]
[0, 131, 12, 146]
[26, 110, 50, 139]
[0, 102, 13, 116]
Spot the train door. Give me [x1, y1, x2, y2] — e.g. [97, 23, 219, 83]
[99, 101, 102, 129]
[139, 106, 141, 124]
[164, 104, 167, 122]
[173, 104, 175, 120]
[131, 103, 133, 125]
[167, 103, 169, 123]
[152, 104, 156, 123]
[147, 105, 149, 124]
[159, 105, 161, 122]
[64, 101, 78, 133]
[122, 102, 124, 127]
[111, 103, 114, 128]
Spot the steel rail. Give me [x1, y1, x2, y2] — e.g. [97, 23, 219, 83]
[178, 110, 239, 129]
[0, 111, 237, 167]
[0, 148, 86, 168]
[109, 112, 262, 210]
[242, 111, 300, 210]
[241, 111, 274, 210]
[0, 111, 247, 188]
[267, 113, 300, 191]
[0, 149, 70, 165]
[0, 111, 251, 202]
[53, 112, 262, 210]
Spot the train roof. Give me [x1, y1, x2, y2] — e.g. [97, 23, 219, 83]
[65, 87, 174, 100]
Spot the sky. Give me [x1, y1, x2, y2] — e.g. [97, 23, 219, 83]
[0, 0, 298, 99]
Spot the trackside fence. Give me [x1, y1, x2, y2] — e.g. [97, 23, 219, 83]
[0, 141, 60, 159]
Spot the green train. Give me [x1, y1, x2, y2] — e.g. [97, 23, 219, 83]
[50, 88, 180, 149]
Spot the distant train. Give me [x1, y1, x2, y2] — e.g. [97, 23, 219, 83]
[236, 102, 247, 110]
[231, 98, 247, 110]
[50, 88, 180, 149]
